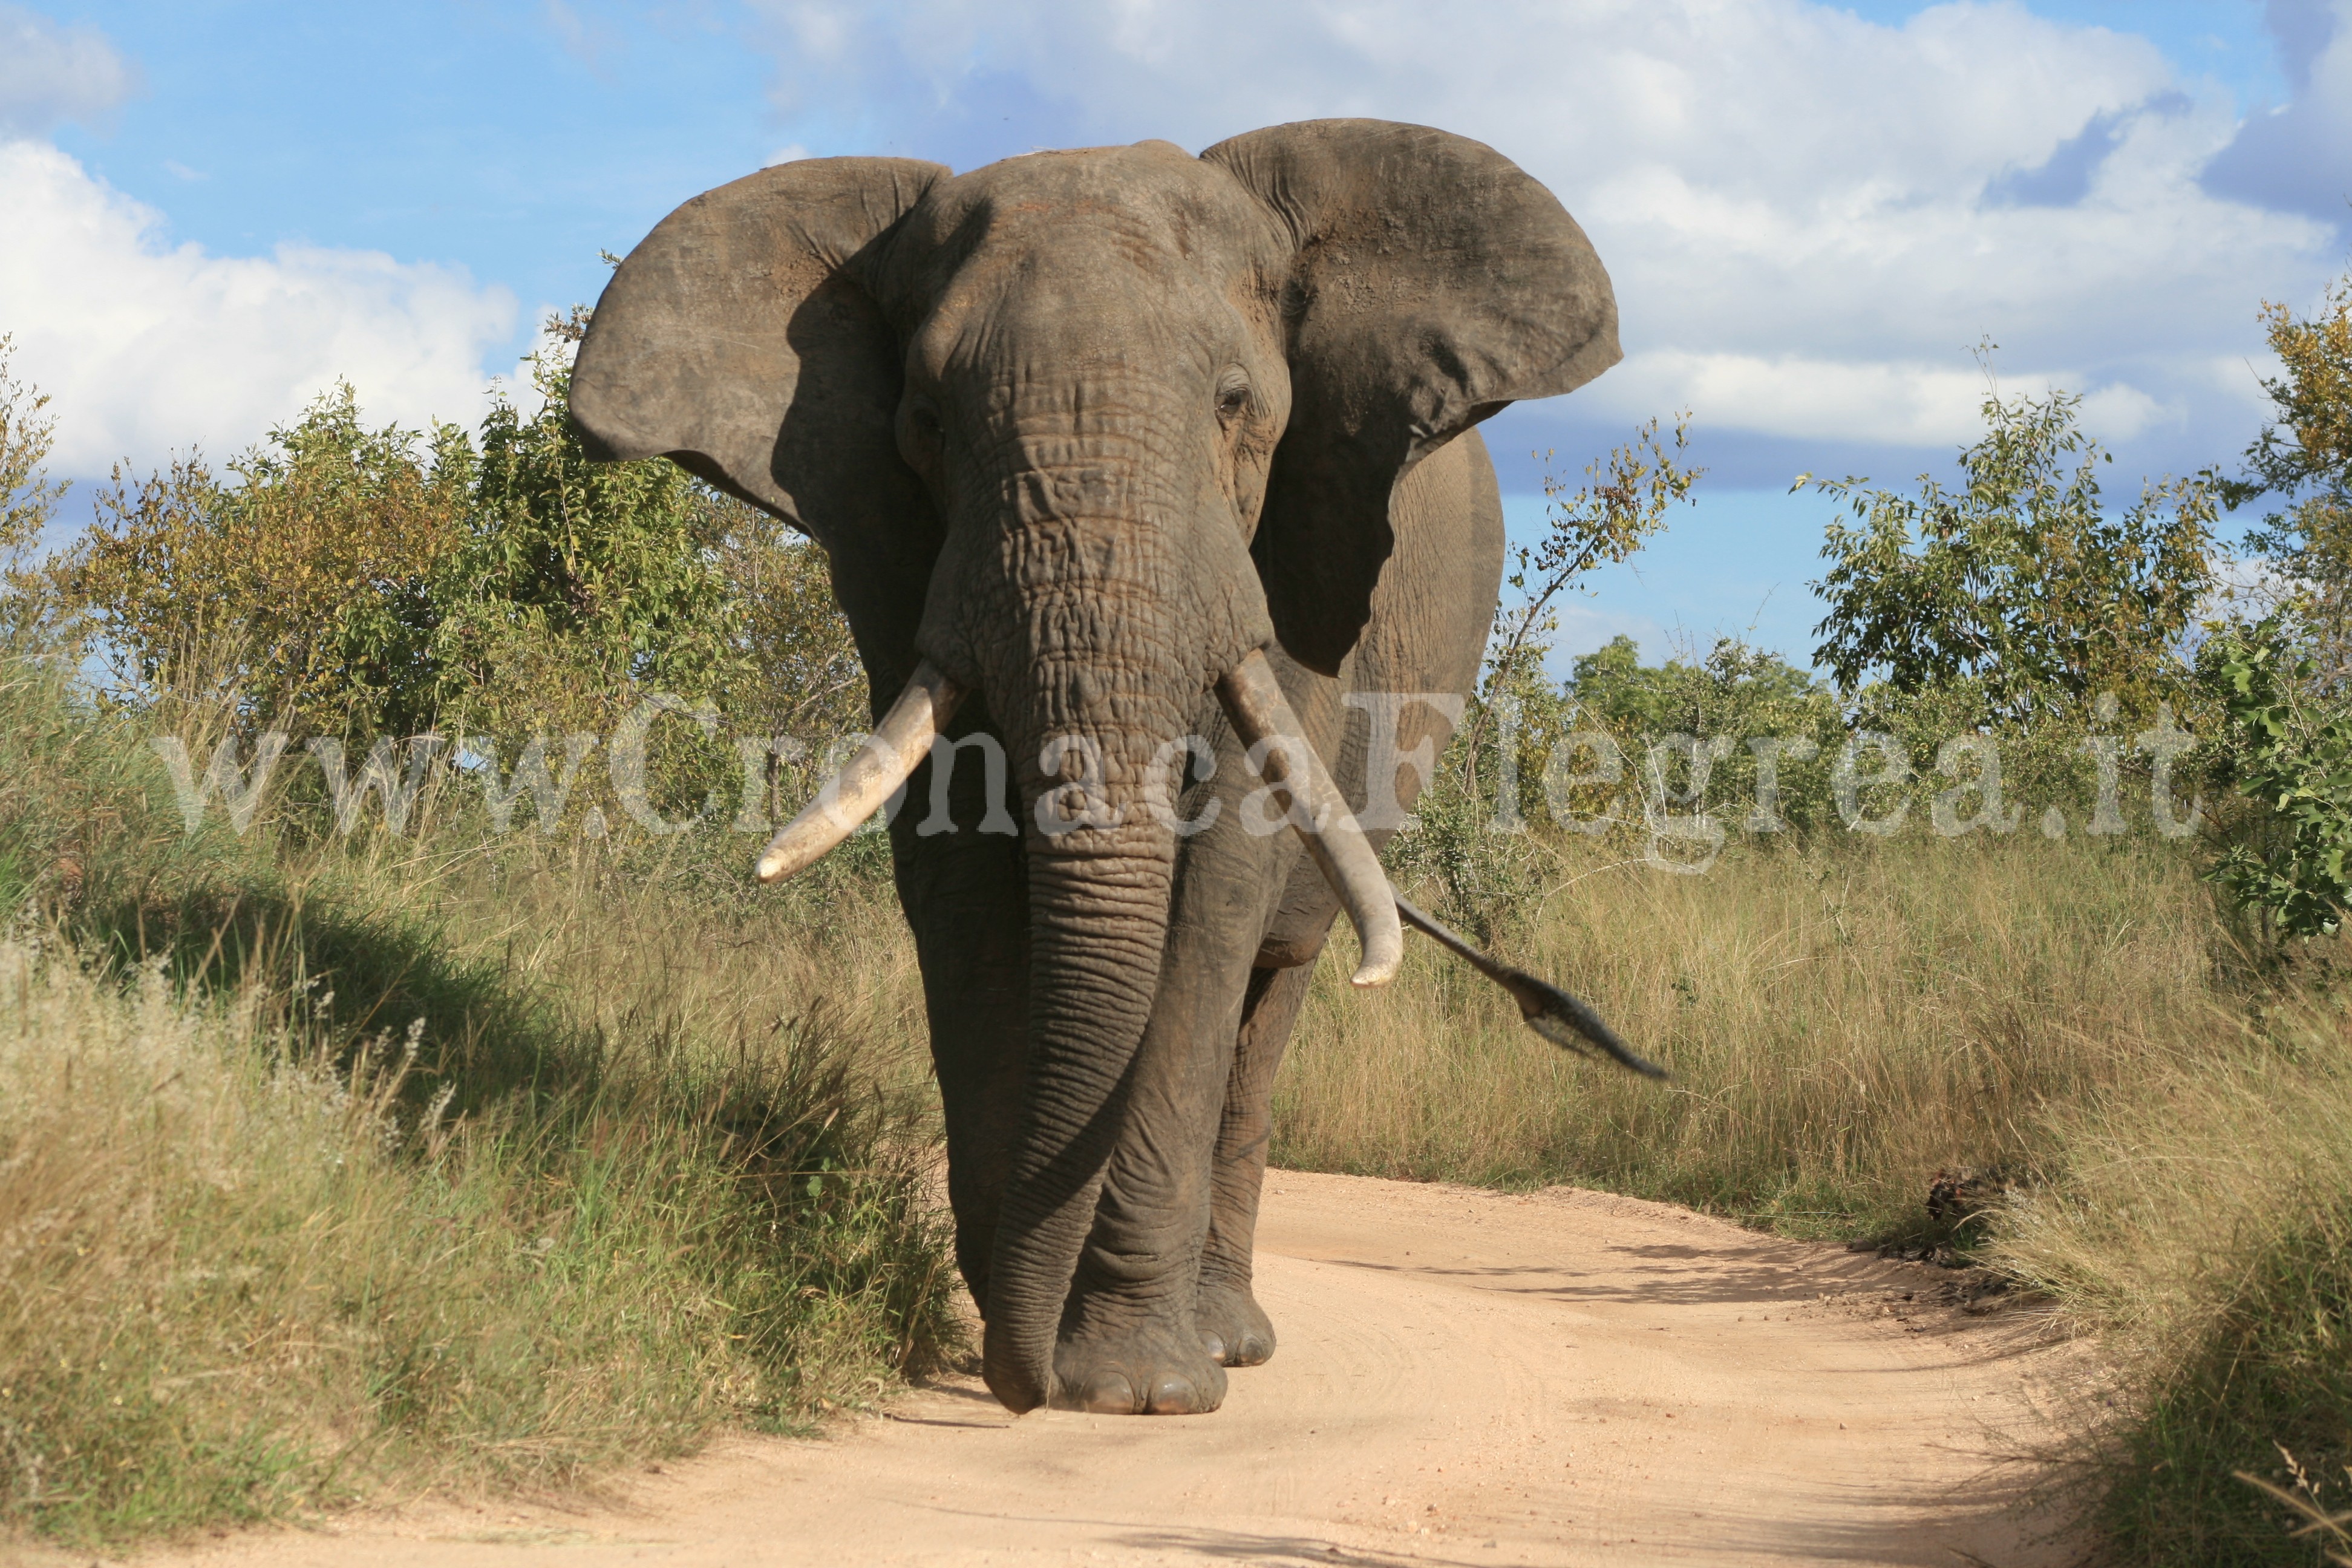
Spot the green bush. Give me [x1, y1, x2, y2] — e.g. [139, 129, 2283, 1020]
[16, 320, 870, 850]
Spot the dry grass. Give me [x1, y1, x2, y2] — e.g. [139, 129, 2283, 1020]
[10, 633, 2350, 1560]
[1281, 826, 2352, 1564]
[1988, 980, 2352, 1564]
[1279, 834, 2239, 1238]
[0, 879, 959, 1543]
[0, 660, 960, 1545]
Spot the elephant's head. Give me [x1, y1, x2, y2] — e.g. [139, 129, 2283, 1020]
[567, 120, 1618, 1411]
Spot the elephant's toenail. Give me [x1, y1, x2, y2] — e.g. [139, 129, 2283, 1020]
[1201, 1331, 1229, 1364]
[1079, 1371, 1137, 1414]
[1145, 1373, 1198, 1414]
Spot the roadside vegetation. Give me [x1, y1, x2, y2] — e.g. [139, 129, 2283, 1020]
[1291, 303, 2352, 1566]
[0, 330, 952, 1544]
[0, 656, 955, 1544]
[0, 274, 2348, 1563]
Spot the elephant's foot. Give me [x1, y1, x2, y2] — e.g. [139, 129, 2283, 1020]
[1194, 1278, 1277, 1367]
[1050, 1319, 1228, 1414]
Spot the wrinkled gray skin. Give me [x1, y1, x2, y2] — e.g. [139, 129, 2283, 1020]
[568, 120, 1618, 1416]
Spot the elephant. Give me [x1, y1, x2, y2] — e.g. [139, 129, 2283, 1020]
[567, 119, 1620, 1416]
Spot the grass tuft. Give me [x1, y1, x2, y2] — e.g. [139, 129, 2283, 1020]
[1991, 989, 2352, 1564]
[0, 656, 959, 1544]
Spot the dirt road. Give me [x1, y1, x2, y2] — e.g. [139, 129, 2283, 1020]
[130, 1171, 2080, 1568]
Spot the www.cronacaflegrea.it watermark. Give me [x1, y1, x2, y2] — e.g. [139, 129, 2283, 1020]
[146, 691, 2209, 873]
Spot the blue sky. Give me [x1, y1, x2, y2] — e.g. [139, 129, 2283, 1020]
[4, 1, 2350, 671]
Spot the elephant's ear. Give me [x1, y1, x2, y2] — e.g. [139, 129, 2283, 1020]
[569, 158, 947, 684]
[1204, 120, 1619, 676]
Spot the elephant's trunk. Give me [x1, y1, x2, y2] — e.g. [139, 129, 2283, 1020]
[970, 623, 1198, 1409]
[981, 813, 1177, 1411]
[927, 382, 1235, 1408]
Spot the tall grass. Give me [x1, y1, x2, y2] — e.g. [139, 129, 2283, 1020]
[0, 658, 959, 1544]
[1280, 834, 2240, 1239]
[1990, 987, 2352, 1564]
[1282, 828, 2352, 1564]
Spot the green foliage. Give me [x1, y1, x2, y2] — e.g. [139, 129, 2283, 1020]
[1459, 413, 1700, 802]
[42, 358, 751, 748]
[1396, 419, 1702, 938]
[721, 497, 871, 738]
[1495, 413, 1700, 677]
[2203, 621, 2352, 938]
[428, 337, 752, 739]
[15, 315, 870, 844]
[1565, 632, 1821, 733]
[1806, 360, 2218, 722]
[1400, 377, 2232, 942]
[54, 390, 471, 740]
[0, 334, 64, 571]
[2224, 273, 2352, 670]
[2233, 273, 2352, 508]
[1555, 633, 1846, 830]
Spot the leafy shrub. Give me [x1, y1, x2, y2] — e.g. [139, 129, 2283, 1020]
[1805, 358, 2218, 724]
[2226, 272, 2352, 677]
[2201, 621, 2352, 939]
[18, 321, 870, 850]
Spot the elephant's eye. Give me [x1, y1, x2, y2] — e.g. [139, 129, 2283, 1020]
[900, 397, 945, 472]
[1215, 382, 1250, 424]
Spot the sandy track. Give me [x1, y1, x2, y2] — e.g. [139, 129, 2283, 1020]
[123, 1171, 2079, 1568]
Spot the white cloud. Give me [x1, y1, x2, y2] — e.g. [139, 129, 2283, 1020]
[1600, 350, 1991, 447]
[0, 3, 137, 137]
[1597, 346, 2172, 448]
[749, 0, 2347, 463]
[0, 140, 517, 475]
[2209, 348, 2288, 418]
[2076, 382, 2167, 443]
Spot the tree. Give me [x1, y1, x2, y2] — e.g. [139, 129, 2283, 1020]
[53, 385, 466, 737]
[1805, 359, 2218, 722]
[714, 494, 868, 740]
[2222, 272, 2352, 676]
[0, 335, 67, 615]
[1566, 633, 1829, 737]
[2202, 620, 2352, 938]
[18, 301, 875, 840]
[1457, 414, 1700, 795]
[424, 326, 751, 742]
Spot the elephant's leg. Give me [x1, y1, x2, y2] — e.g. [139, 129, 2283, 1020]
[903, 845, 1027, 1316]
[891, 721, 1030, 1318]
[1195, 958, 1318, 1367]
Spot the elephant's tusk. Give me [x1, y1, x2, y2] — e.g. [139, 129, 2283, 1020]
[1216, 649, 1405, 988]
[1391, 889, 1668, 1079]
[756, 661, 964, 883]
